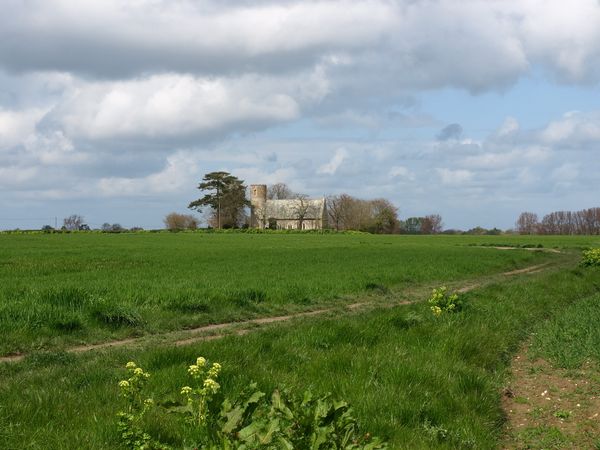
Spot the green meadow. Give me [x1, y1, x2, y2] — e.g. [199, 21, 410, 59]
[1, 233, 599, 449]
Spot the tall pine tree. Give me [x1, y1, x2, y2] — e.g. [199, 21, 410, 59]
[188, 172, 249, 229]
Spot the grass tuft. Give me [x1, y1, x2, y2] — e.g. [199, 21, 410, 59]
[91, 300, 144, 327]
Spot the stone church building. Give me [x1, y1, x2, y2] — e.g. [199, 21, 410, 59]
[250, 184, 327, 230]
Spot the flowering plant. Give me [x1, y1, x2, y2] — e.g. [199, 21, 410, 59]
[428, 287, 462, 316]
[116, 357, 387, 449]
[581, 248, 600, 267]
[116, 362, 164, 449]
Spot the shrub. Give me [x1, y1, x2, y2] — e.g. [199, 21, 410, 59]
[581, 248, 600, 267]
[428, 287, 462, 316]
[164, 213, 200, 231]
[116, 357, 387, 449]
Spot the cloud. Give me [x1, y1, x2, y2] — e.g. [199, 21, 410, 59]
[436, 123, 463, 141]
[463, 146, 550, 170]
[540, 111, 600, 145]
[389, 166, 414, 181]
[318, 148, 348, 175]
[1, 0, 600, 90]
[0, 108, 46, 148]
[551, 163, 579, 182]
[45, 73, 319, 140]
[97, 151, 199, 197]
[495, 117, 520, 138]
[436, 168, 473, 186]
[2, 1, 600, 230]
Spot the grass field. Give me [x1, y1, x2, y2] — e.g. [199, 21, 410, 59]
[0, 233, 599, 449]
[0, 233, 582, 356]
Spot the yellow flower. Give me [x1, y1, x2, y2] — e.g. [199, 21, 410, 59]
[133, 367, 144, 376]
[208, 362, 221, 378]
[188, 364, 201, 377]
[203, 378, 220, 393]
[181, 386, 193, 395]
[118, 380, 130, 388]
[196, 357, 207, 367]
[125, 361, 137, 369]
[144, 398, 154, 407]
[431, 306, 442, 316]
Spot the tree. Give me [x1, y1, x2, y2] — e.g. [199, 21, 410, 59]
[188, 172, 249, 229]
[267, 182, 294, 200]
[291, 194, 317, 230]
[421, 214, 444, 234]
[515, 212, 539, 235]
[326, 194, 356, 231]
[164, 213, 199, 231]
[402, 217, 422, 234]
[102, 222, 125, 232]
[63, 214, 85, 231]
[369, 198, 399, 234]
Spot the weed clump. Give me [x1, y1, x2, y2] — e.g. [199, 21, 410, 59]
[92, 300, 144, 327]
[365, 282, 389, 294]
[116, 357, 387, 449]
[428, 287, 462, 316]
[581, 248, 600, 267]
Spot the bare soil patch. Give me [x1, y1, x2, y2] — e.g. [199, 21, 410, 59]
[501, 346, 600, 449]
[503, 263, 550, 276]
[488, 246, 562, 254]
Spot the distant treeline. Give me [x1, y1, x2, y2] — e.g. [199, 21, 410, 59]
[516, 208, 600, 235]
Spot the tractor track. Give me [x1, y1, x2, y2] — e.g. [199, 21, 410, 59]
[0, 261, 557, 364]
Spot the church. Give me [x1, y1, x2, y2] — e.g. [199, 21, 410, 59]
[249, 184, 327, 230]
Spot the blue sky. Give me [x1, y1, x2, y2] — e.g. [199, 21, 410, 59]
[1, 0, 599, 230]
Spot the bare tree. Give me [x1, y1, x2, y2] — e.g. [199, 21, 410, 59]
[326, 194, 357, 230]
[164, 213, 199, 231]
[267, 182, 294, 200]
[516, 212, 539, 235]
[63, 214, 85, 231]
[421, 214, 444, 234]
[326, 194, 400, 233]
[292, 194, 317, 230]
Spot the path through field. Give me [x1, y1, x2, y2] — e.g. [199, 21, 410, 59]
[0, 260, 555, 364]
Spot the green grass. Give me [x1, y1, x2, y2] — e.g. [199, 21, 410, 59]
[1, 259, 599, 449]
[0, 233, 576, 355]
[530, 292, 600, 368]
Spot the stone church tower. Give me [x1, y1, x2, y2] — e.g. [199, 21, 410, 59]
[250, 184, 268, 228]
[249, 183, 327, 230]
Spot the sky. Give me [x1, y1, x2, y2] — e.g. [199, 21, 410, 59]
[1, 0, 600, 230]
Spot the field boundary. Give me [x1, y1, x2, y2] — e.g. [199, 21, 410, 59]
[0, 261, 559, 364]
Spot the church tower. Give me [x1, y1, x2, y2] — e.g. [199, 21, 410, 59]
[250, 184, 267, 228]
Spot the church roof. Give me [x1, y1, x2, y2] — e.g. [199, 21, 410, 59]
[265, 198, 326, 220]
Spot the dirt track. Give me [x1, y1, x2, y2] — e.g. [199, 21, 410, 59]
[0, 261, 555, 364]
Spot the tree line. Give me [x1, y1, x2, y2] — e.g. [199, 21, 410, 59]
[516, 208, 600, 235]
[170, 172, 444, 234]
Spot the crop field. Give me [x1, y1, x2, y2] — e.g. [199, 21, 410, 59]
[1, 233, 599, 449]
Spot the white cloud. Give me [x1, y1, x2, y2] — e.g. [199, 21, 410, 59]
[318, 148, 348, 175]
[97, 151, 199, 197]
[496, 117, 520, 137]
[436, 168, 474, 186]
[389, 166, 414, 180]
[0, 108, 46, 149]
[551, 163, 579, 182]
[2, 1, 600, 89]
[540, 111, 600, 144]
[464, 146, 550, 169]
[50, 73, 312, 140]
